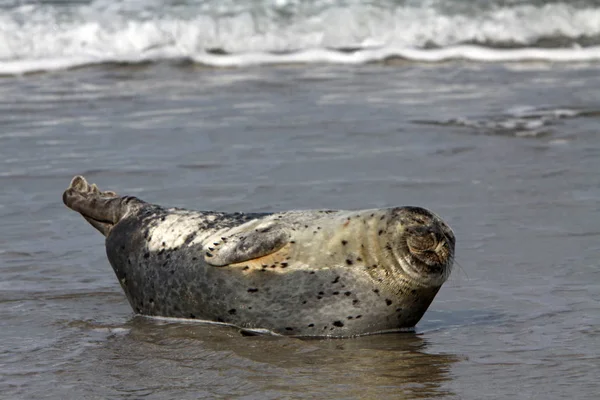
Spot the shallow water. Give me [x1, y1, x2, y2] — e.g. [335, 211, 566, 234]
[1, 58, 600, 398]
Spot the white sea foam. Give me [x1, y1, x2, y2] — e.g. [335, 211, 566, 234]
[1, 1, 600, 74]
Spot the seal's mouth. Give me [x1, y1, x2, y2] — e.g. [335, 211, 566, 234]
[395, 207, 455, 285]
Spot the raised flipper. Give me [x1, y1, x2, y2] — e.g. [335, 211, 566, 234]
[63, 176, 144, 237]
[204, 222, 291, 267]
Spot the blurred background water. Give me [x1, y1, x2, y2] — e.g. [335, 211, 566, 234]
[1, 0, 600, 399]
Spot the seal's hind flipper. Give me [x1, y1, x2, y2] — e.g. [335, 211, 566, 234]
[204, 222, 290, 267]
[63, 176, 144, 236]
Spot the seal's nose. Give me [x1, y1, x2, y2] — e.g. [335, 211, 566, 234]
[406, 225, 438, 253]
[405, 221, 452, 273]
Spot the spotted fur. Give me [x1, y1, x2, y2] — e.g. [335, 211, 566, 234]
[63, 176, 455, 337]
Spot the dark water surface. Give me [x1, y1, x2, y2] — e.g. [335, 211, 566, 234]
[1, 61, 600, 399]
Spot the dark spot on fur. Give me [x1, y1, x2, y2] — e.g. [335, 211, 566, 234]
[216, 317, 224, 322]
[206, 252, 213, 257]
[396, 308, 403, 312]
[208, 247, 214, 251]
[333, 321, 344, 327]
[346, 259, 353, 265]
[158, 249, 165, 256]
[385, 299, 392, 306]
[332, 276, 340, 284]
[373, 289, 379, 294]
[136, 307, 141, 313]
[411, 289, 417, 294]
[333, 291, 339, 295]
[161, 216, 165, 221]
[356, 315, 362, 319]
[352, 299, 359, 305]
[270, 265, 276, 269]
[319, 291, 324, 295]
[378, 229, 383, 236]
[285, 327, 294, 331]
[243, 266, 250, 270]
[120, 245, 125, 250]
[347, 316, 354, 320]
[317, 296, 322, 300]
[290, 241, 296, 244]
[310, 271, 315, 274]
[302, 300, 307, 304]
[170, 269, 175, 275]
[380, 215, 385, 220]
[213, 242, 219, 246]
[344, 291, 352, 296]
[308, 323, 314, 327]
[341, 240, 348, 246]
[280, 263, 288, 268]
[356, 257, 362, 262]
[143, 252, 149, 259]
[189, 314, 196, 319]
[228, 309, 236, 315]
[247, 288, 258, 293]
[323, 326, 328, 330]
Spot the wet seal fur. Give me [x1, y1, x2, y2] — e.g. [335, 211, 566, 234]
[63, 176, 455, 337]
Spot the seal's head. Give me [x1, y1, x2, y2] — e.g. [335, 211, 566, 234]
[391, 207, 455, 287]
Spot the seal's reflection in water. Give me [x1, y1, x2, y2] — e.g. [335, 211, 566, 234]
[88, 317, 459, 399]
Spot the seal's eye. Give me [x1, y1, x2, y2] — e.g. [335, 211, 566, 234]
[407, 232, 438, 253]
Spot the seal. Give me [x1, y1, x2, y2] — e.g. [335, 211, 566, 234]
[63, 176, 455, 337]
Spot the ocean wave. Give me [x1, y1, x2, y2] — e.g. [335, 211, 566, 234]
[413, 106, 598, 138]
[1, 0, 600, 73]
[2, 45, 600, 75]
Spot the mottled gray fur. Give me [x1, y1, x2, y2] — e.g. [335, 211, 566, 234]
[63, 176, 455, 337]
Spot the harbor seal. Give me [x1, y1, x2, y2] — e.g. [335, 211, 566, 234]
[63, 176, 455, 337]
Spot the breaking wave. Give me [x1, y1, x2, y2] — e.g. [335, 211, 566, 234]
[2, 0, 600, 74]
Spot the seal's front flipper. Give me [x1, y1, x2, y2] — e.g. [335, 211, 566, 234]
[205, 222, 290, 267]
[63, 176, 144, 237]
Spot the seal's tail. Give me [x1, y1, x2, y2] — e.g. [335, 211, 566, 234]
[63, 176, 142, 237]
